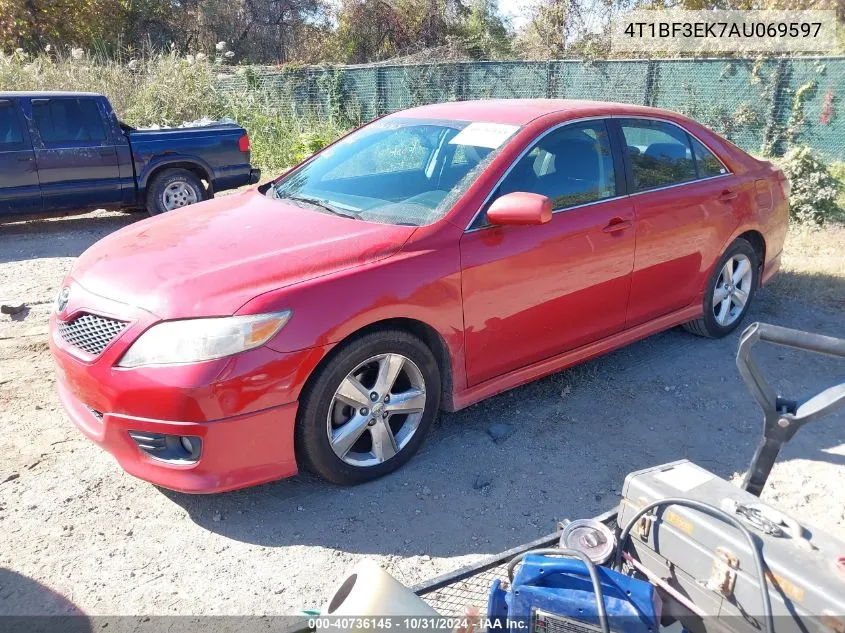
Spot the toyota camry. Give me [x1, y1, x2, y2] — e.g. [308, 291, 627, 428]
[49, 99, 789, 492]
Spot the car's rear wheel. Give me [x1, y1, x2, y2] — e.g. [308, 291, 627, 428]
[146, 168, 206, 216]
[296, 330, 441, 485]
[683, 238, 759, 338]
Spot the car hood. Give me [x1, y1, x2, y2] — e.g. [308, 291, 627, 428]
[71, 190, 417, 319]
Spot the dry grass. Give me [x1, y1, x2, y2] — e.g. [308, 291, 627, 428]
[768, 224, 845, 309]
[0, 50, 348, 173]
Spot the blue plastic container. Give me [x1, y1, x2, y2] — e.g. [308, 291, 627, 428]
[487, 554, 661, 633]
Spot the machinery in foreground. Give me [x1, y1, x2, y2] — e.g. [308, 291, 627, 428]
[321, 323, 845, 633]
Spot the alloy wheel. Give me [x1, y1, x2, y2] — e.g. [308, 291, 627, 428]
[713, 253, 753, 326]
[162, 181, 199, 211]
[326, 353, 427, 467]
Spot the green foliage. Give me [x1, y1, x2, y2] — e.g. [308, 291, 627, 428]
[785, 80, 818, 146]
[0, 49, 348, 173]
[291, 129, 340, 164]
[829, 161, 845, 215]
[458, 0, 512, 60]
[777, 147, 842, 225]
[0, 0, 126, 51]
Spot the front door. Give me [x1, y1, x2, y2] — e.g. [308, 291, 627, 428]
[460, 120, 636, 386]
[0, 99, 41, 216]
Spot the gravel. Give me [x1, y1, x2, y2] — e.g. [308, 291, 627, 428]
[1, 209, 843, 616]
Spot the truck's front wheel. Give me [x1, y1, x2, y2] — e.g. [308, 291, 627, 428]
[146, 169, 207, 216]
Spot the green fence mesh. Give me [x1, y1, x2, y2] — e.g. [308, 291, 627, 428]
[221, 57, 845, 161]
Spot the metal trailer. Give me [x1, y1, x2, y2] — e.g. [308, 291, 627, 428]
[295, 322, 844, 632]
[412, 507, 620, 616]
[410, 322, 845, 622]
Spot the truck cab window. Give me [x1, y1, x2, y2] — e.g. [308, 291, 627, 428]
[0, 102, 23, 146]
[32, 98, 107, 144]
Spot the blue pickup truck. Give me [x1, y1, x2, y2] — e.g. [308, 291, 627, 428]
[0, 91, 260, 218]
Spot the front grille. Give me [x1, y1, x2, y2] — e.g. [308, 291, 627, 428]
[58, 313, 128, 356]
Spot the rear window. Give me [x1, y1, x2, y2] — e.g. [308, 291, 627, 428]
[0, 102, 23, 146]
[620, 119, 696, 192]
[691, 137, 728, 178]
[32, 98, 107, 144]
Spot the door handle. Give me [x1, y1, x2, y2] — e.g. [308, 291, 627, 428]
[718, 189, 738, 202]
[17, 155, 32, 162]
[602, 217, 632, 233]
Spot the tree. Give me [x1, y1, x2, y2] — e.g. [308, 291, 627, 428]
[0, 0, 126, 51]
[514, 0, 575, 59]
[459, 0, 513, 59]
[331, 0, 415, 62]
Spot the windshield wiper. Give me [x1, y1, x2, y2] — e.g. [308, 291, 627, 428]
[279, 194, 362, 220]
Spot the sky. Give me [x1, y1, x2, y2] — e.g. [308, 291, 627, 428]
[497, 0, 532, 30]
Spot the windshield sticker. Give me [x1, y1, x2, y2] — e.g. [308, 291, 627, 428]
[448, 122, 519, 149]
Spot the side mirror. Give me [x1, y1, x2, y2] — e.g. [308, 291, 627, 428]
[486, 192, 552, 226]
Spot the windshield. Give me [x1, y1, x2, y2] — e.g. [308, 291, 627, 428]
[271, 118, 520, 226]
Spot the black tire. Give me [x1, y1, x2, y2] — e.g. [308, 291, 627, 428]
[145, 168, 206, 216]
[683, 238, 759, 338]
[296, 330, 441, 485]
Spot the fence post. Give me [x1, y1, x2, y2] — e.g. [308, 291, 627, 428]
[643, 59, 659, 107]
[455, 62, 468, 101]
[546, 61, 558, 98]
[375, 66, 386, 117]
[762, 58, 790, 157]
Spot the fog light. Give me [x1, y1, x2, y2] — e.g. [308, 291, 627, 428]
[128, 431, 202, 464]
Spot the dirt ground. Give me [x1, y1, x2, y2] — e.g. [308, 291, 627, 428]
[0, 210, 843, 617]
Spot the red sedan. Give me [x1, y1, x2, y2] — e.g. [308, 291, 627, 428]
[49, 100, 789, 492]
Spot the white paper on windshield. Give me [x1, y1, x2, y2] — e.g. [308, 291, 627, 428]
[448, 122, 519, 149]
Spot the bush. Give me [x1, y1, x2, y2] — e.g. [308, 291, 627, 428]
[0, 49, 349, 174]
[778, 147, 842, 225]
[829, 160, 845, 213]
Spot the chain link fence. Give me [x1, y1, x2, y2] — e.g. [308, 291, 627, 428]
[221, 57, 845, 161]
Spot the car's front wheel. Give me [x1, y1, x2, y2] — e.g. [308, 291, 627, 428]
[683, 237, 759, 338]
[296, 330, 441, 485]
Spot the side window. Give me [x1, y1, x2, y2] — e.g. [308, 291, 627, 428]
[691, 137, 727, 178]
[31, 98, 108, 145]
[497, 121, 616, 211]
[620, 120, 696, 192]
[0, 102, 24, 146]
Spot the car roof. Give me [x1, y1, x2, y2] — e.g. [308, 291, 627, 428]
[392, 99, 681, 126]
[0, 91, 103, 99]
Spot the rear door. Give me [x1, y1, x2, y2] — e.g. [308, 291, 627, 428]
[27, 96, 122, 211]
[0, 99, 41, 216]
[615, 118, 736, 328]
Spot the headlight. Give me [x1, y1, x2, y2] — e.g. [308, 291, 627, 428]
[118, 311, 291, 368]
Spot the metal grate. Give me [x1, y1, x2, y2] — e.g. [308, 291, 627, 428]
[420, 563, 507, 617]
[58, 313, 128, 356]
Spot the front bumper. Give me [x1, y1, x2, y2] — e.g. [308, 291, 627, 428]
[48, 283, 328, 493]
[57, 379, 298, 493]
